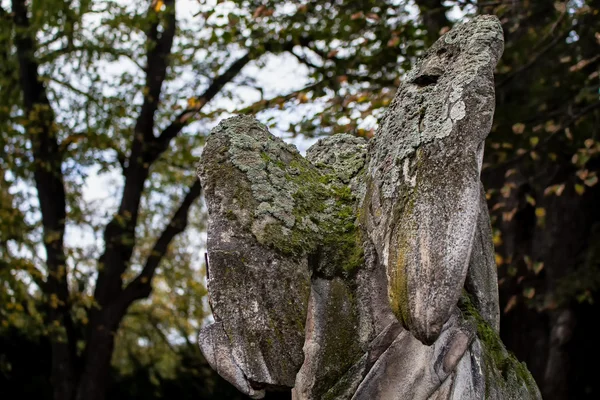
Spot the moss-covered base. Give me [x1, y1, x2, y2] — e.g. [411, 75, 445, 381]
[459, 293, 541, 399]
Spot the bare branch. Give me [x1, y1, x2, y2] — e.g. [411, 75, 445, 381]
[290, 49, 321, 70]
[38, 45, 144, 70]
[497, 25, 572, 89]
[135, 0, 177, 140]
[153, 53, 252, 156]
[414, 0, 450, 44]
[233, 80, 327, 114]
[487, 100, 600, 171]
[94, 0, 177, 308]
[118, 179, 202, 307]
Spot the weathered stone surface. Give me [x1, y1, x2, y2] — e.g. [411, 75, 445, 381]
[197, 117, 314, 393]
[362, 14, 504, 345]
[465, 184, 500, 332]
[197, 15, 541, 400]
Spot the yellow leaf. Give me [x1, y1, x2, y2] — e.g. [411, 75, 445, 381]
[154, 0, 164, 12]
[187, 97, 198, 108]
[495, 253, 504, 266]
[526, 194, 536, 206]
[529, 136, 539, 146]
[493, 231, 503, 246]
[535, 207, 546, 218]
[512, 123, 525, 134]
[297, 92, 308, 103]
[533, 262, 544, 275]
[575, 184, 585, 195]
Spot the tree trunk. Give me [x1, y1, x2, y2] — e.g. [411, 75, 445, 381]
[75, 307, 123, 400]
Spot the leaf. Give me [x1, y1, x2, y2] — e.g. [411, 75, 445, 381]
[495, 253, 504, 266]
[533, 262, 544, 275]
[560, 56, 572, 63]
[535, 207, 546, 218]
[565, 128, 573, 140]
[504, 295, 518, 314]
[493, 230, 503, 246]
[544, 183, 565, 196]
[584, 176, 598, 187]
[253, 5, 266, 18]
[575, 183, 586, 195]
[523, 287, 536, 299]
[553, 2, 567, 13]
[153, 0, 164, 12]
[387, 36, 400, 48]
[526, 194, 536, 206]
[502, 208, 517, 222]
[297, 92, 308, 103]
[529, 136, 539, 146]
[512, 123, 525, 134]
[576, 169, 589, 180]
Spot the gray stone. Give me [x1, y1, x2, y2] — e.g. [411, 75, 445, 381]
[197, 15, 541, 400]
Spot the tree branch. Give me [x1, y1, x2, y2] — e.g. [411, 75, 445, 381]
[153, 53, 252, 156]
[118, 179, 202, 308]
[94, 0, 177, 308]
[497, 24, 572, 89]
[135, 0, 177, 140]
[38, 44, 144, 70]
[414, 0, 450, 44]
[11, 0, 76, 398]
[486, 100, 600, 172]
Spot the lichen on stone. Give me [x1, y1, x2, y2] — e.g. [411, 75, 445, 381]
[459, 293, 540, 399]
[197, 15, 540, 400]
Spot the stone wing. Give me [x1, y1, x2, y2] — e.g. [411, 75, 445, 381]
[363, 15, 504, 344]
[197, 117, 315, 397]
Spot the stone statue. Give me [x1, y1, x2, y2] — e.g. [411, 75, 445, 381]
[196, 15, 542, 400]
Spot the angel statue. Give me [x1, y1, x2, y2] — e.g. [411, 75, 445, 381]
[196, 15, 541, 400]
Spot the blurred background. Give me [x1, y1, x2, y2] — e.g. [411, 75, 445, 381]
[0, 1, 598, 399]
